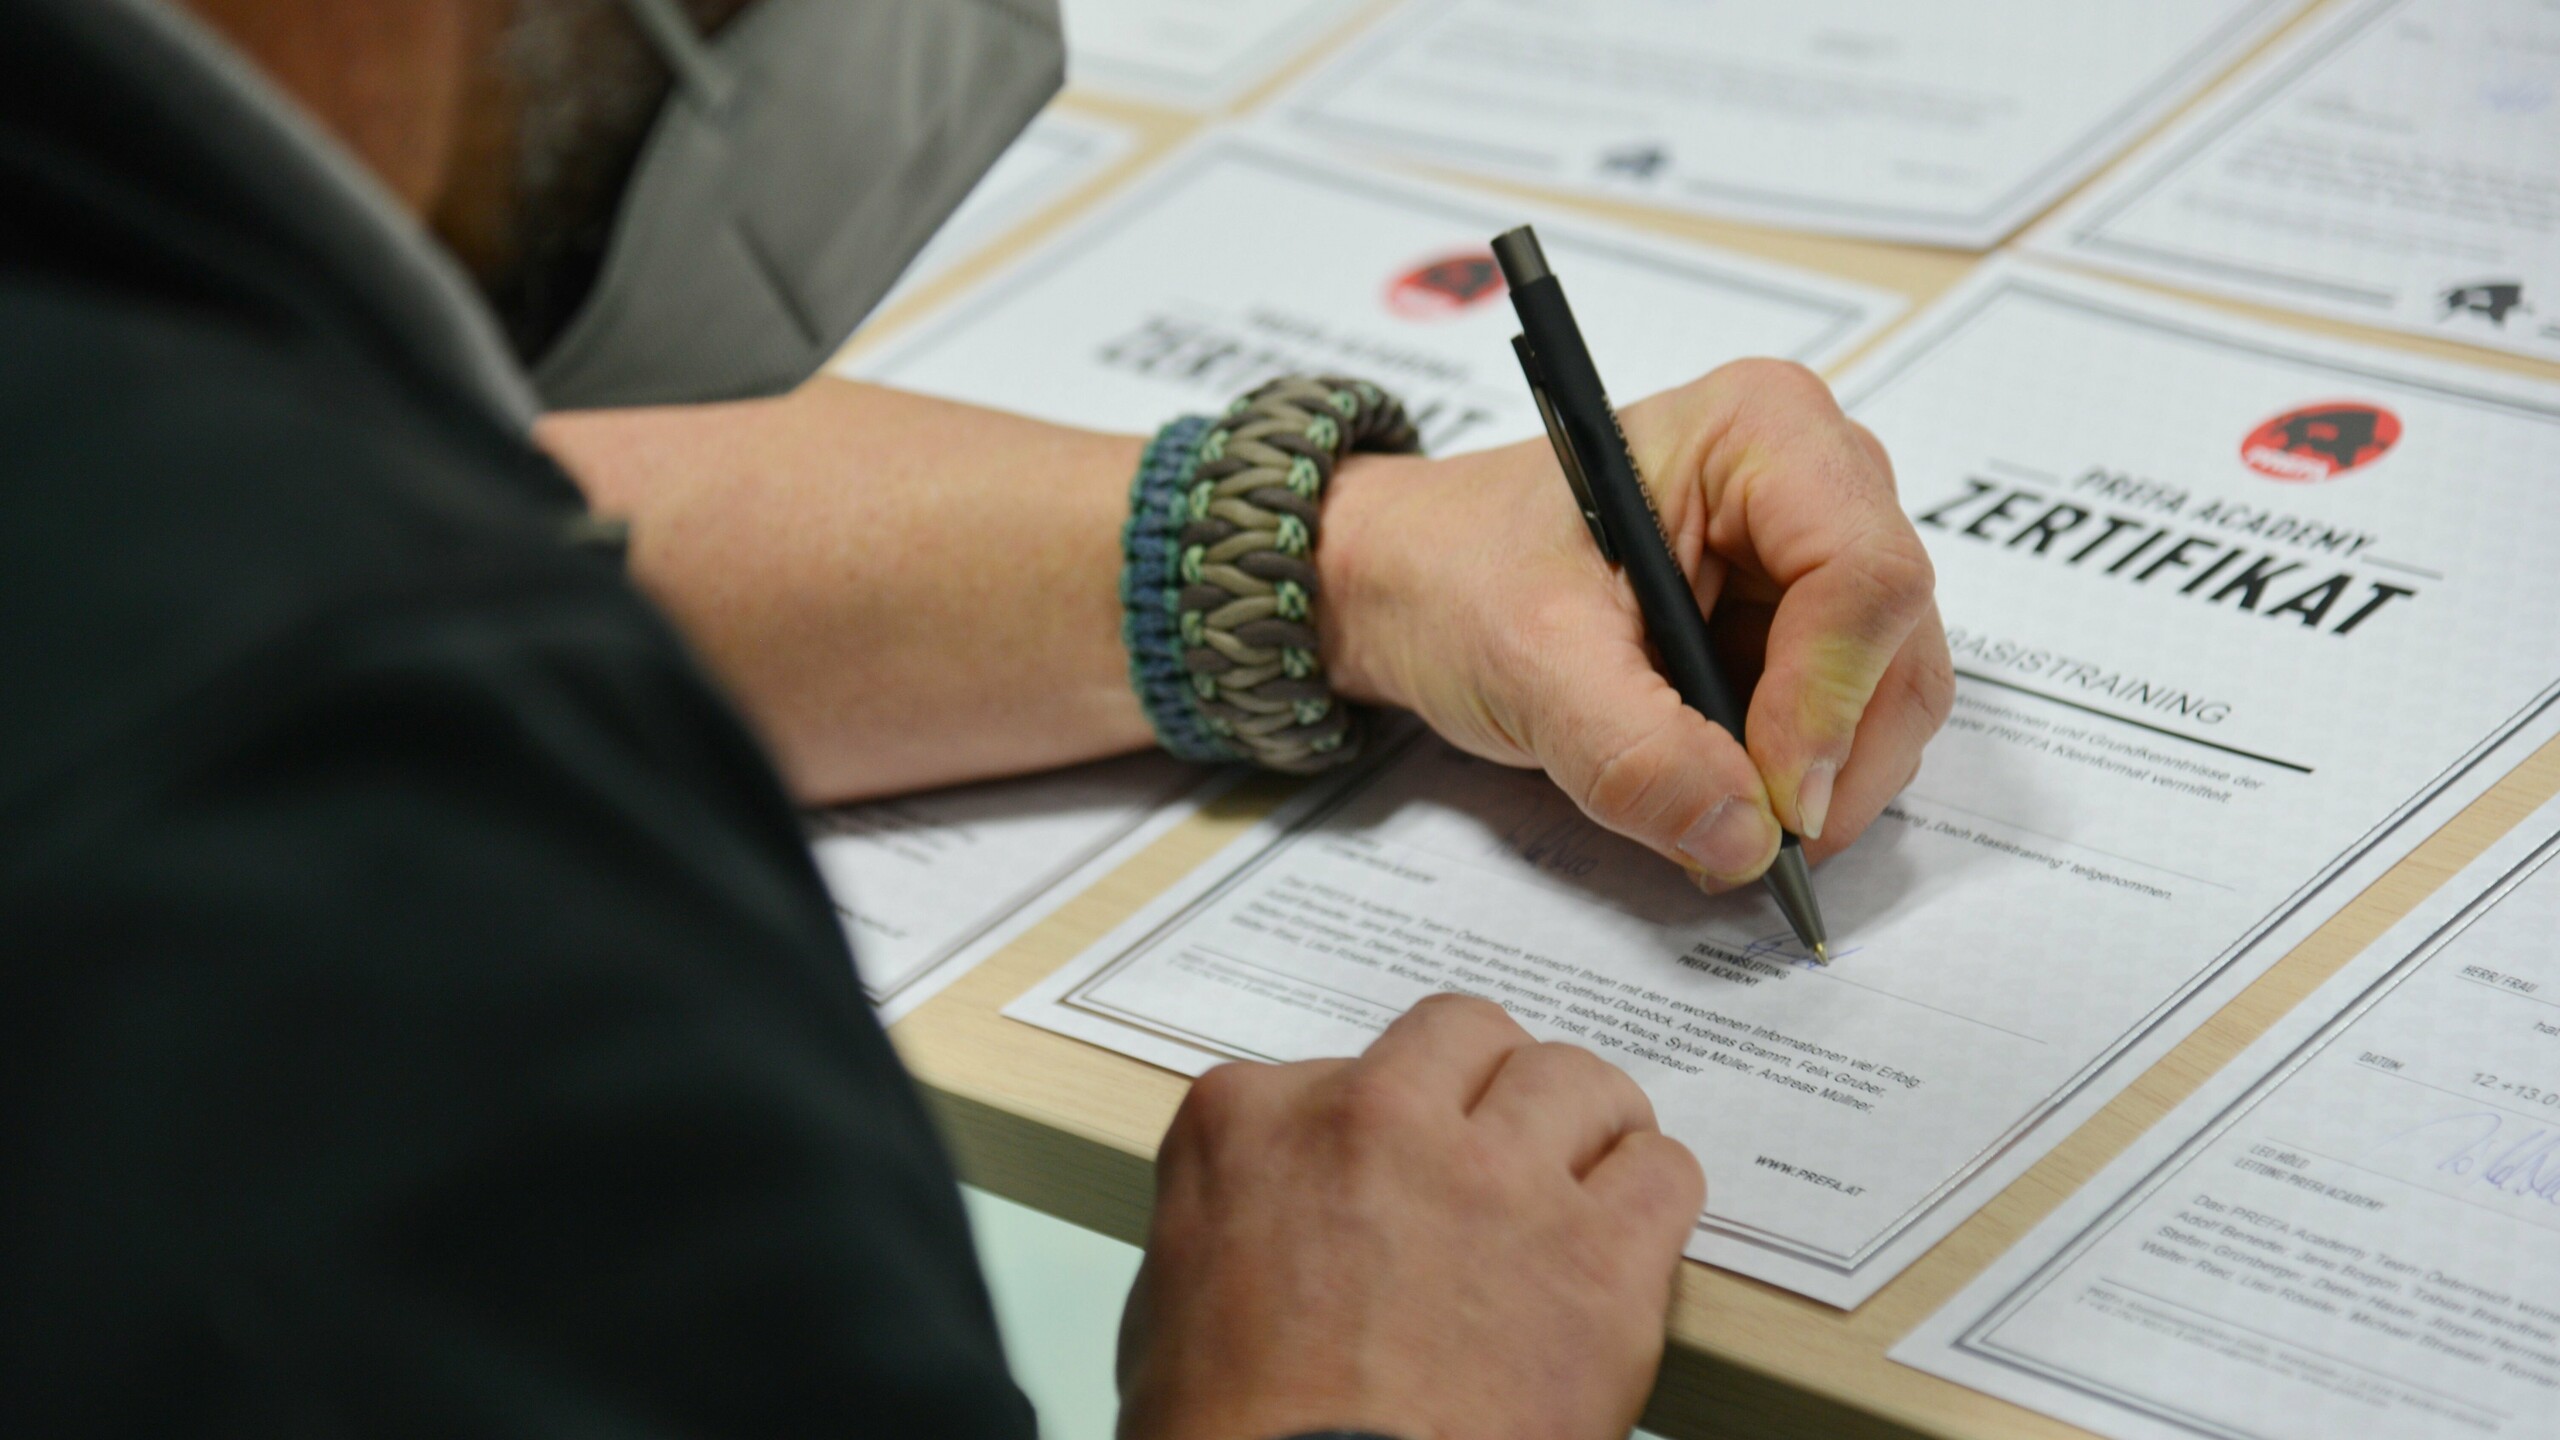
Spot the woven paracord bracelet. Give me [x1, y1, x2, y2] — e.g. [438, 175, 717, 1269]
[1122, 376, 1419, 774]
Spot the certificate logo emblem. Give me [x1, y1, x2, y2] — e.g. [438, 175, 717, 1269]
[2241, 402, 2401, 483]
[1384, 252, 1506, 321]
[1597, 143, 1670, 181]
[2440, 280, 2529, 328]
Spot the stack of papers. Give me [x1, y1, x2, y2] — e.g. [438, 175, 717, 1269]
[811, 755, 1219, 1021]
[821, 130, 1900, 1020]
[1897, 789, 2560, 1440]
[830, 8, 2560, 1420]
[1062, 0, 1380, 109]
[1002, 263, 2560, 1304]
[2026, 0, 2560, 364]
[850, 132, 1900, 448]
[1272, 0, 2308, 247]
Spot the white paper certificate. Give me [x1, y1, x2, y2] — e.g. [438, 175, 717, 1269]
[2027, 0, 2560, 365]
[825, 131, 1893, 1019]
[876, 110, 1135, 314]
[1273, 0, 2307, 249]
[1005, 263, 2560, 1304]
[1897, 792, 2560, 1440]
[810, 756, 1221, 1021]
[843, 130, 1901, 455]
[1062, 0, 1376, 108]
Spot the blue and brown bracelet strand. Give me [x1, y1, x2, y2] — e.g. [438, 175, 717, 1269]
[1122, 376, 1418, 774]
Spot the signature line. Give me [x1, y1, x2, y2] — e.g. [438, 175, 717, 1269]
[2271, 1134, 2560, 1241]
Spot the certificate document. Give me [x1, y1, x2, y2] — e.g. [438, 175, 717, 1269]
[810, 756, 1220, 1021]
[1062, 0, 1376, 108]
[827, 130, 1895, 1019]
[1274, 0, 2306, 248]
[845, 130, 1902, 452]
[876, 110, 1134, 315]
[2027, 0, 2560, 365]
[1006, 263, 2560, 1304]
[1897, 792, 2560, 1440]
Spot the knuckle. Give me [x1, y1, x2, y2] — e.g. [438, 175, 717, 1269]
[1326, 1067, 1428, 1136]
[1175, 1062, 1256, 1135]
[1663, 1132, 1709, 1190]
[1580, 729, 1664, 835]
[1867, 619, 1955, 746]
[1535, 1039, 1618, 1091]
[1630, 1132, 1709, 1215]
[1910, 635, 1957, 731]
[1546, 1043, 1657, 1125]
[1722, 356, 1831, 410]
[1611, 1068, 1661, 1132]
[1536, 1036, 1607, 1071]
[1407, 990, 1509, 1032]
[1847, 418, 1896, 479]
[1575, 709, 1705, 843]
[1864, 537, 1938, 618]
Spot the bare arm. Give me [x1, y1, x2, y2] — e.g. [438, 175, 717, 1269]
[544, 362, 1954, 1439]
[540, 378, 1155, 805]
[542, 361, 1952, 891]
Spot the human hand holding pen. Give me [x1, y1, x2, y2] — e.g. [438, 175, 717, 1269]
[1315, 357, 1954, 891]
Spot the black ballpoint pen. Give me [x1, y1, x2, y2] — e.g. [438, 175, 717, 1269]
[1491, 224, 1831, 963]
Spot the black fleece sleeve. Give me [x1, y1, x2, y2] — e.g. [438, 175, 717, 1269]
[0, 587, 1037, 1440]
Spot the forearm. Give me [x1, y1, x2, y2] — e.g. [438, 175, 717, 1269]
[539, 378, 1153, 804]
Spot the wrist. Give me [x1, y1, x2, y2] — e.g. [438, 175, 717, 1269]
[1315, 448, 1437, 713]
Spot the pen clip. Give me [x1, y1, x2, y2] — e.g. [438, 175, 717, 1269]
[1512, 334, 1614, 564]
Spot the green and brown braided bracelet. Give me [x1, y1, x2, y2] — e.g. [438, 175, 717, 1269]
[1123, 375, 1419, 774]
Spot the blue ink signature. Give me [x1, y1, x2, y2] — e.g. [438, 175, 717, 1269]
[2481, 78, 2551, 116]
[1743, 930, 1864, 967]
[2370, 1110, 2560, 1206]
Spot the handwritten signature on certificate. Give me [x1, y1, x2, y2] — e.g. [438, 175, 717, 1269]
[2370, 1108, 2560, 1209]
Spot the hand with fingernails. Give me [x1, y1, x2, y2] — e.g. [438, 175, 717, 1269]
[1119, 995, 1705, 1440]
[1316, 358, 1954, 893]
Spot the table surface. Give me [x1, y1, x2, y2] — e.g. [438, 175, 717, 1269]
[853, 4, 2560, 1435]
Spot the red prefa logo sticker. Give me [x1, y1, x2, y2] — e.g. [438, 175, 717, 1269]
[2240, 402, 2401, 482]
[1384, 252, 1505, 320]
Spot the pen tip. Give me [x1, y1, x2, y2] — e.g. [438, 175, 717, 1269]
[1810, 940, 1831, 966]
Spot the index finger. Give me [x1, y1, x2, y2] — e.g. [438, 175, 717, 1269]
[1698, 368, 1935, 840]
[1358, 992, 1536, 1112]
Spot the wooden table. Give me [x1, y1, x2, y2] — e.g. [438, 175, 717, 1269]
[859, 4, 2560, 1434]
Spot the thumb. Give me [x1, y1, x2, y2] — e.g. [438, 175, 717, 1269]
[1533, 633, 1782, 890]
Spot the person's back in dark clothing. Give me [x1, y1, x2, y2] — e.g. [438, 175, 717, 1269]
[0, 3, 1032, 1433]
